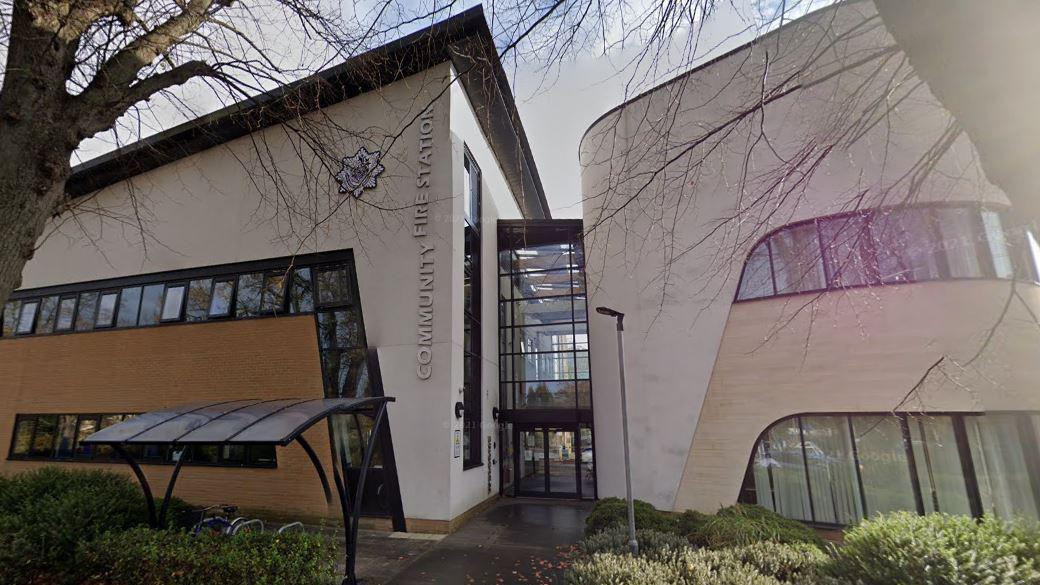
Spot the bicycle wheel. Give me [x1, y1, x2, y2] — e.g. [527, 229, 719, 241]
[192, 517, 233, 537]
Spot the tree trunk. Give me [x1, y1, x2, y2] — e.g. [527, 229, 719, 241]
[0, 0, 79, 307]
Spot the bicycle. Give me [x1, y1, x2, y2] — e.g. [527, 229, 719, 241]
[190, 504, 243, 536]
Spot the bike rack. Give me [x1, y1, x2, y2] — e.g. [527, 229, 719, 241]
[84, 396, 395, 585]
[277, 521, 305, 534]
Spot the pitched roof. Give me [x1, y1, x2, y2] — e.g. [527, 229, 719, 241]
[67, 6, 550, 219]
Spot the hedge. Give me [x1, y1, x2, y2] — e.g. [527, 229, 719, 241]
[78, 527, 338, 584]
[688, 504, 825, 548]
[0, 467, 191, 584]
[826, 512, 1040, 585]
[584, 497, 676, 535]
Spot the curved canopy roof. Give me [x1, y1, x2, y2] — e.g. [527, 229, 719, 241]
[82, 397, 393, 447]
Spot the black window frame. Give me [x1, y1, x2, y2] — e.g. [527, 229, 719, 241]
[734, 203, 1031, 303]
[738, 410, 1040, 527]
[462, 148, 483, 470]
[159, 282, 187, 323]
[1, 250, 346, 339]
[94, 290, 120, 329]
[15, 299, 39, 335]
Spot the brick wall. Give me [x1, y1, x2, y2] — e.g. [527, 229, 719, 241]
[0, 316, 343, 521]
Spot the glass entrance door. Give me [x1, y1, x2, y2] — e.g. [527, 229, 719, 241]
[516, 426, 580, 497]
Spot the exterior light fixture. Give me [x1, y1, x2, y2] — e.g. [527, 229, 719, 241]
[595, 306, 638, 556]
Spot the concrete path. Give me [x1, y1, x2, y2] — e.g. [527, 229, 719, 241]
[355, 498, 591, 584]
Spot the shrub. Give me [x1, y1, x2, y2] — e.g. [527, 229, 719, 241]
[585, 497, 674, 535]
[566, 552, 682, 584]
[674, 509, 711, 539]
[671, 548, 785, 584]
[690, 504, 824, 548]
[826, 512, 1040, 585]
[580, 527, 691, 561]
[723, 542, 828, 582]
[78, 527, 338, 584]
[567, 548, 788, 585]
[0, 467, 192, 584]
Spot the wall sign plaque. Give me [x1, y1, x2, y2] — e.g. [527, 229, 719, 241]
[335, 146, 385, 198]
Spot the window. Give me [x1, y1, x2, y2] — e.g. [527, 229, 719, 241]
[742, 412, 1040, 525]
[3, 252, 351, 338]
[95, 292, 118, 328]
[235, 273, 262, 317]
[55, 297, 76, 331]
[770, 222, 826, 294]
[209, 279, 234, 317]
[2, 301, 19, 336]
[316, 267, 351, 306]
[185, 279, 213, 321]
[737, 243, 774, 300]
[117, 287, 142, 327]
[75, 292, 99, 331]
[982, 211, 1014, 279]
[138, 284, 164, 325]
[16, 300, 38, 334]
[261, 272, 287, 313]
[462, 151, 482, 468]
[288, 268, 314, 313]
[9, 412, 276, 467]
[160, 284, 186, 321]
[736, 205, 1022, 301]
[36, 296, 59, 334]
[499, 226, 593, 411]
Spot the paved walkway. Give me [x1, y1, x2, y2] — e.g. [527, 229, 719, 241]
[351, 498, 591, 584]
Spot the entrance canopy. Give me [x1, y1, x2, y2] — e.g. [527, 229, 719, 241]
[84, 396, 394, 585]
[83, 397, 391, 447]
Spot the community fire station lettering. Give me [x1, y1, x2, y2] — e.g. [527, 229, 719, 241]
[414, 106, 435, 380]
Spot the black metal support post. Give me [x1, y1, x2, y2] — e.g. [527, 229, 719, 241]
[113, 444, 158, 528]
[329, 448, 355, 585]
[346, 403, 388, 584]
[159, 446, 190, 527]
[297, 435, 334, 504]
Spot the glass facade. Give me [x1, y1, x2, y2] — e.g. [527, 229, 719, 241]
[498, 221, 595, 500]
[742, 412, 1040, 525]
[736, 205, 1037, 301]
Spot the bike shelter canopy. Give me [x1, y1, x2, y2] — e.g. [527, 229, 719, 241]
[83, 396, 394, 585]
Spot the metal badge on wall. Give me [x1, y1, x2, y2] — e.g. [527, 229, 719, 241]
[335, 146, 385, 198]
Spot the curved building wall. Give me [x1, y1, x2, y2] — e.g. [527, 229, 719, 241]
[579, 0, 1036, 513]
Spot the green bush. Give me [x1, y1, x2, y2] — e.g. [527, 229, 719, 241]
[78, 527, 338, 584]
[580, 527, 691, 561]
[689, 504, 824, 548]
[826, 512, 1040, 585]
[585, 497, 675, 535]
[674, 509, 711, 539]
[0, 467, 191, 584]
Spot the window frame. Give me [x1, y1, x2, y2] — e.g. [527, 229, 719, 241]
[2, 250, 352, 339]
[94, 290, 120, 329]
[462, 148, 483, 469]
[159, 282, 187, 323]
[738, 410, 1040, 527]
[734, 203, 1022, 303]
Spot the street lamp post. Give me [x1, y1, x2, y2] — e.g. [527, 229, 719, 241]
[595, 306, 638, 556]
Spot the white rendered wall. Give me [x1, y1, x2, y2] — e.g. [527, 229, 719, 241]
[580, 1, 1010, 511]
[20, 64, 463, 523]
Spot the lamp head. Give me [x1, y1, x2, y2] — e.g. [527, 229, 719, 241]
[596, 306, 623, 318]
